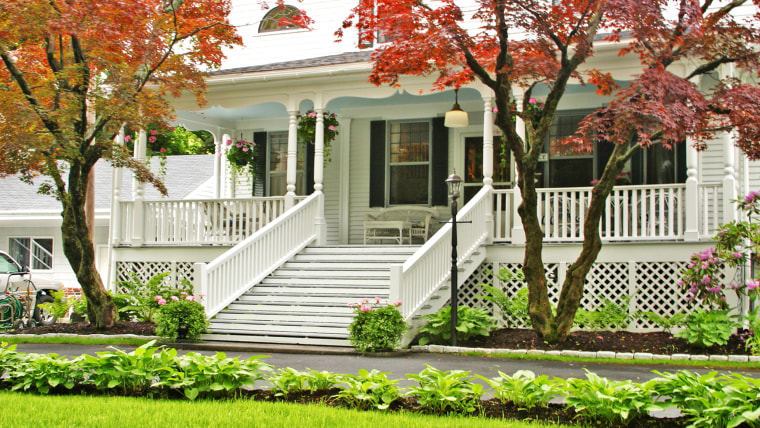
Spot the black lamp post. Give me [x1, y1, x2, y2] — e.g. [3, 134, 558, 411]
[445, 170, 462, 346]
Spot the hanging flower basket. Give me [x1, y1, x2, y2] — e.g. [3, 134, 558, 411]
[297, 110, 339, 164]
[225, 137, 257, 177]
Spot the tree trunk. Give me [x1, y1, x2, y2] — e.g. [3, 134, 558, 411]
[60, 161, 117, 329]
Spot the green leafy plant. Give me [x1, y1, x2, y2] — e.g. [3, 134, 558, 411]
[155, 297, 209, 341]
[69, 295, 88, 322]
[573, 296, 633, 331]
[334, 369, 401, 410]
[269, 368, 340, 397]
[743, 307, 760, 355]
[405, 365, 484, 415]
[563, 369, 662, 426]
[479, 370, 558, 409]
[347, 298, 407, 352]
[5, 352, 86, 394]
[640, 310, 687, 334]
[475, 269, 529, 328]
[417, 306, 496, 346]
[674, 308, 741, 347]
[647, 370, 733, 428]
[37, 290, 74, 320]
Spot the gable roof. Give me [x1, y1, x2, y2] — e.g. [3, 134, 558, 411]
[0, 155, 215, 212]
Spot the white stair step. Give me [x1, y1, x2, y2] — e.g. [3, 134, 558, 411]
[216, 310, 352, 321]
[273, 269, 389, 278]
[201, 333, 352, 348]
[235, 295, 378, 305]
[283, 261, 402, 269]
[260, 277, 388, 285]
[208, 323, 347, 337]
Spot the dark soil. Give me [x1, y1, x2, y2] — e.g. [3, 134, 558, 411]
[4, 323, 751, 427]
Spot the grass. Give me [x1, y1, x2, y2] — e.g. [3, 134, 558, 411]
[0, 335, 152, 346]
[0, 391, 570, 428]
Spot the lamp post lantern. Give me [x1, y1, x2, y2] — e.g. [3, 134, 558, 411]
[445, 170, 462, 346]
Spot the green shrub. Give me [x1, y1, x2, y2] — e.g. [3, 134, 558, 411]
[155, 299, 209, 341]
[112, 272, 193, 323]
[674, 308, 741, 347]
[418, 306, 496, 346]
[347, 298, 407, 352]
[640, 311, 687, 333]
[475, 269, 530, 328]
[480, 370, 558, 409]
[573, 296, 633, 331]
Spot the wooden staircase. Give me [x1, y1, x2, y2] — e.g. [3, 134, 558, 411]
[202, 245, 419, 347]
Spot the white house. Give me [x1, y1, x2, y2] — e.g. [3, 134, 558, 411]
[6, 1, 759, 347]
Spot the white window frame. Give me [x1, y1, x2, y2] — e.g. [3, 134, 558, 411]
[386, 119, 433, 206]
[9, 237, 53, 271]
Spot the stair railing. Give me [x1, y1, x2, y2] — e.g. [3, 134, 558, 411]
[390, 186, 492, 325]
[195, 192, 322, 317]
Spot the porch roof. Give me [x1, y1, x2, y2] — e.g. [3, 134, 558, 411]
[212, 51, 373, 76]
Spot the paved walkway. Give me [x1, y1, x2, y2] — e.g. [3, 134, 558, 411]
[11, 342, 760, 386]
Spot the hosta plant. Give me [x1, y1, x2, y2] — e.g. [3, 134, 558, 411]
[674, 308, 741, 348]
[405, 365, 484, 415]
[334, 369, 401, 410]
[480, 370, 558, 409]
[347, 298, 407, 352]
[269, 368, 339, 397]
[417, 306, 496, 345]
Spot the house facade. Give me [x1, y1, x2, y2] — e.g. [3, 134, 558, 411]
[6, 1, 758, 345]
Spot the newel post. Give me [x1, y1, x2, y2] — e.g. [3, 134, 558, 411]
[313, 108, 327, 245]
[683, 137, 700, 241]
[482, 96, 495, 244]
[511, 95, 526, 244]
[131, 130, 147, 246]
[722, 131, 738, 224]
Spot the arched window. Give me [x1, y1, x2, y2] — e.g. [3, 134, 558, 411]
[258, 5, 301, 33]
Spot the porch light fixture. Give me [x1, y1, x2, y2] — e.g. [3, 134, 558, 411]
[444, 88, 469, 128]
[445, 170, 463, 346]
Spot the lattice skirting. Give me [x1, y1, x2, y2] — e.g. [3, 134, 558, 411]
[458, 260, 738, 332]
[114, 261, 196, 292]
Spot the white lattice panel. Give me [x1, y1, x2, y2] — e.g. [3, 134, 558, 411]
[459, 259, 706, 332]
[115, 261, 196, 292]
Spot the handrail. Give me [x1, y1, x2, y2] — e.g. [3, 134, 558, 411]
[196, 193, 321, 317]
[390, 186, 491, 321]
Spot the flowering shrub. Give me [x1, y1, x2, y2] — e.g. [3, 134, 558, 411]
[680, 191, 760, 309]
[297, 109, 339, 163]
[347, 298, 406, 352]
[155, 292, 208, 341]
[225, 137, 257, 176]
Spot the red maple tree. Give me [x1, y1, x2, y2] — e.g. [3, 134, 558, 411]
[340, 0, 760, 342]
[0, 0, 242, 328]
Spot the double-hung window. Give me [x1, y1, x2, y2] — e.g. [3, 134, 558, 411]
[9, 237, 53, 271]
[388, 121, 431, 205]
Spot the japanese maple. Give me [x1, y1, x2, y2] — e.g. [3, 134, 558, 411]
[0, 0, 242, 328]
[340, 0, 760, 342]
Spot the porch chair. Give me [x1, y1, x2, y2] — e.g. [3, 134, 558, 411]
[363, 206, 438, 245]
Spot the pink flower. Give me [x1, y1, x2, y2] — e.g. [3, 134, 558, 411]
[747, 279, 760, 290]
[149, 136, 157, 143]
[492, 107, 498, 113]
[529, 98, 537, 104]
[590, 179, 599, 185]
[154, 295, 163, 301]
[226, 139, 233, 146]
[170, 295, 179, 302]
[157, 299, 167, 306]
[308, 112, 317, 118]
[393, 300, 403, 306]
[159, 148, 166, 153]
[236, 143, 242, 148]
[216, 152, 223, 157]
[360, 304, 371, 312]
[328, 125, 336, 131]
[198, 294, 205, 298]
[150, 130, 157, 135]
[347, 302, 356, 307]
[701, 275, 711, 285]
[124, 135, 131, 142]
[186, 295, 195, 301]
[242, 147, 248, 152]
[374, 297, 381, 303]
[180, 292, 187, 296]
[360, 298, 369, 304]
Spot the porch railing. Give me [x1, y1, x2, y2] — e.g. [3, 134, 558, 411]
[390, 186, 491, 322]
[196, 193, 322, 317]
[115, 196, 296, 246]
[698, 183, 723, 237]
[493, 184, 690, 242]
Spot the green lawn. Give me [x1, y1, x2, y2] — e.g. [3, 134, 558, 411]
[0, 391, 569, 428]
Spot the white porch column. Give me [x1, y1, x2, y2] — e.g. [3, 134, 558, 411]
[511, 95, 526, 244]
[131, 130, 147, 246]
[313, 108, 327, 244]
[683, 137, 700, 241]
[106, 127, 125, 290]
[722, 131, 738, 223]
[213, 134, 223, 198]
[285, 111, 298, 209]
[482, 96, 495, 244]
[220, 133, 231, 198]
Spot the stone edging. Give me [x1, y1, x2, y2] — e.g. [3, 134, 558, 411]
[411, 344, 760, 363]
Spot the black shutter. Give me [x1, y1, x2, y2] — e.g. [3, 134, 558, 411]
[306, 141, 315, 195]
[431, 117, 449, 206]
[369, 120, 386, 207]
[253, 132, 267, 196]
